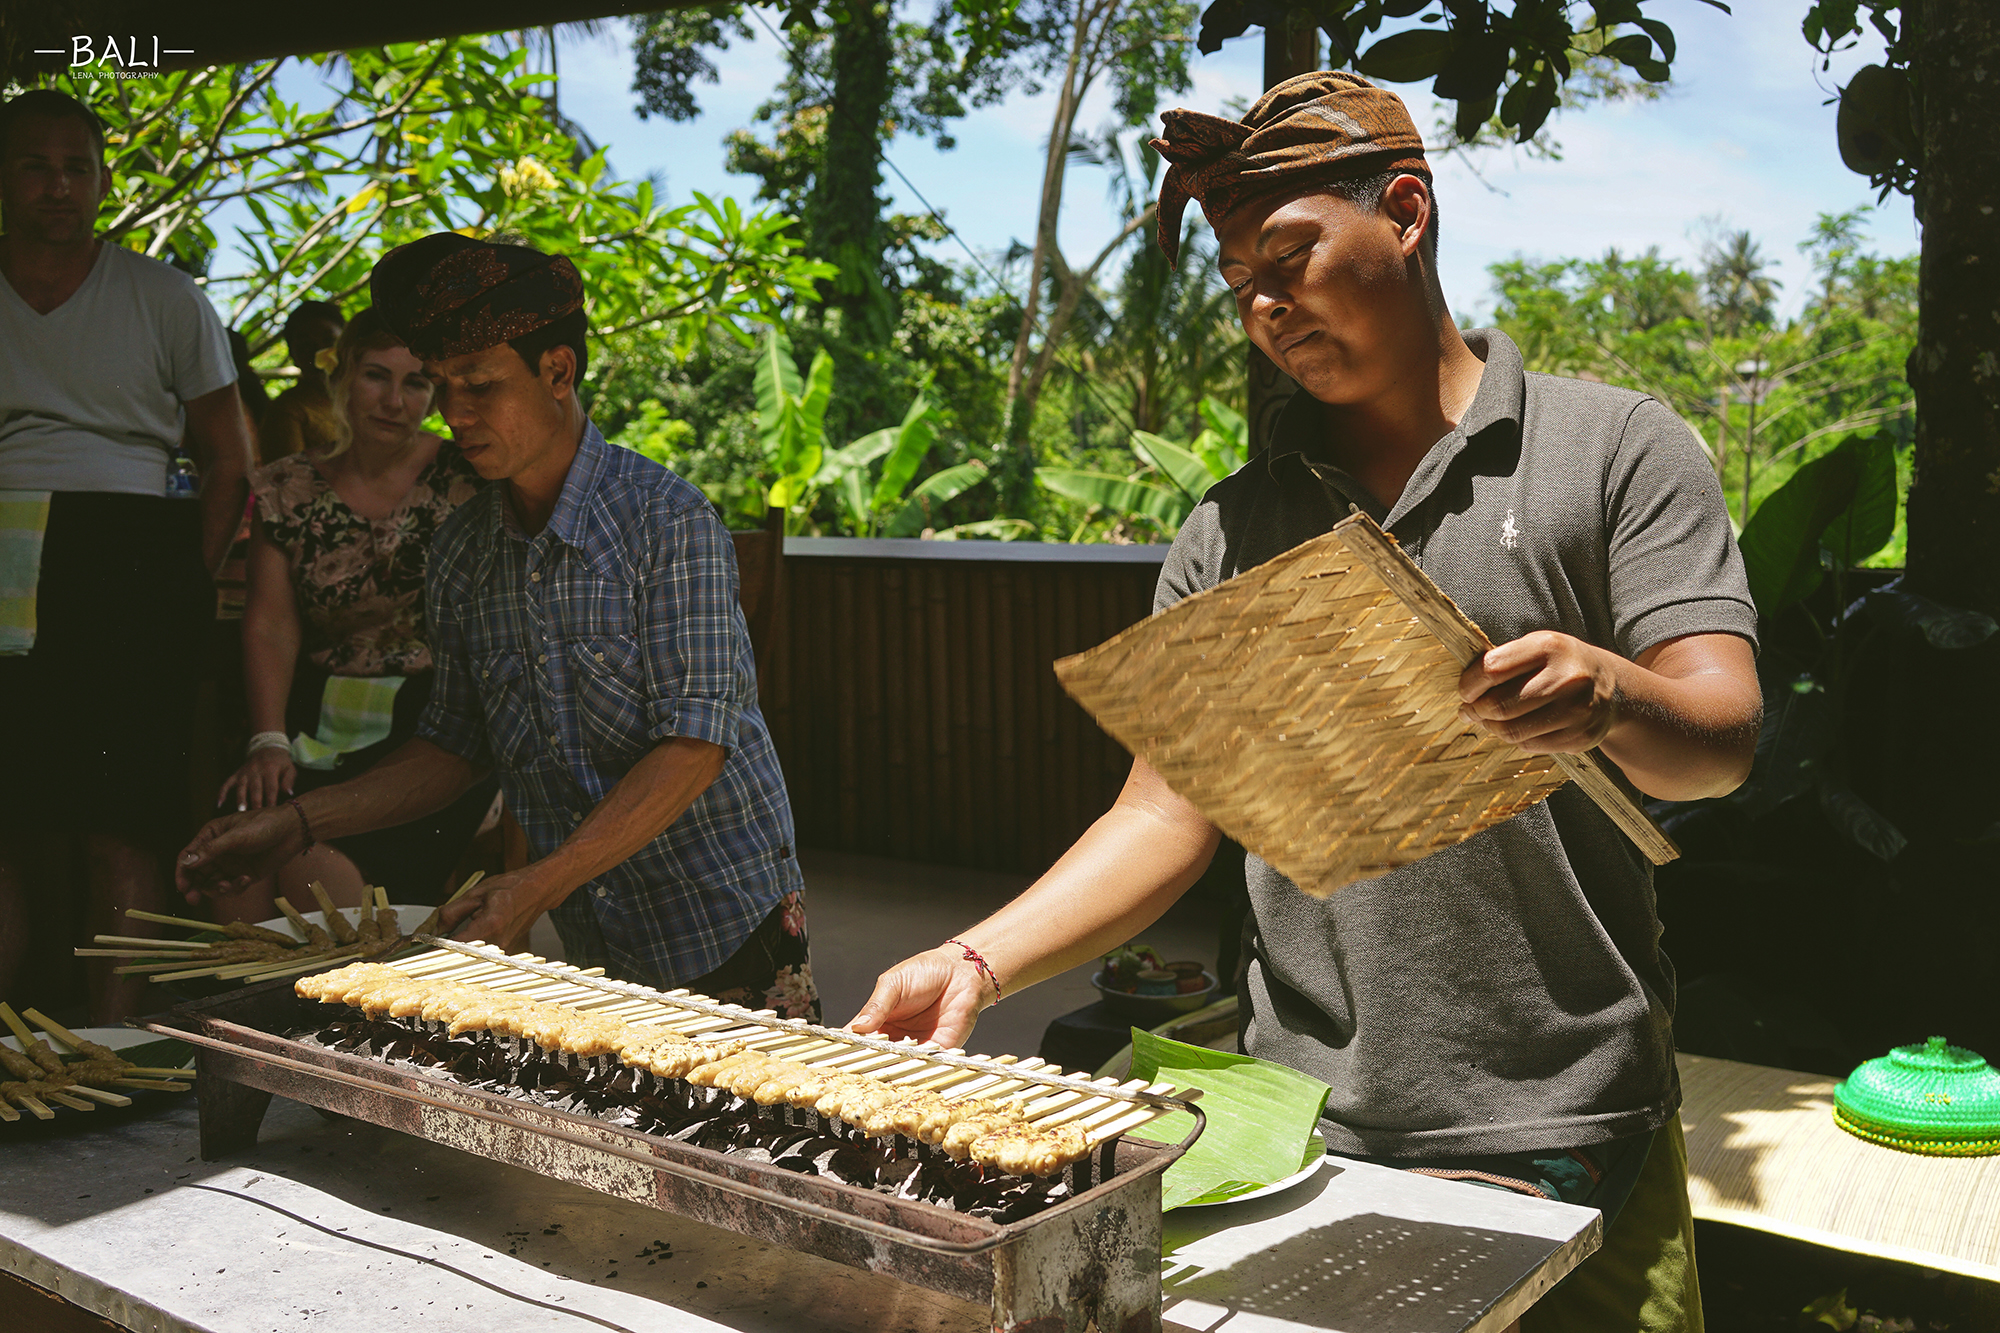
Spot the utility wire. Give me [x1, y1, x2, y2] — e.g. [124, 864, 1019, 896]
[743, 4, 1149, 446]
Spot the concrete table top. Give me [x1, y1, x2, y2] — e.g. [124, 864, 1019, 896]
[1, 1100, 1598, 1333]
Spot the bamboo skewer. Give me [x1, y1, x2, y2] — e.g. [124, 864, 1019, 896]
[92, 935, 210, 950]
[304, 881, 357, 945]
[274, 896, 327, 949]
[9, 1093, 53, 1119]
[122, 1067, 196, 1080]
[110, 1078, 191, 1092]
[61, 1084, 133, 1107]
[122, 908, 231, 933]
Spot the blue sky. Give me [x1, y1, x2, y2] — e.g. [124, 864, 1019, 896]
[547, 0, 1914, 323]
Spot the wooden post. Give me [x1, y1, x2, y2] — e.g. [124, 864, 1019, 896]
[1247, 13, 1320, 453]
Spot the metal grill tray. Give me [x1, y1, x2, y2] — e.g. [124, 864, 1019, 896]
[153, 979, 1199, 1332]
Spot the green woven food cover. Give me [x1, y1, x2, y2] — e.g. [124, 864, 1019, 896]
[1833, 1036, 2000, 1157]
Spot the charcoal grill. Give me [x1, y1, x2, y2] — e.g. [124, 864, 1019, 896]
[149, 942, 1203, 1333]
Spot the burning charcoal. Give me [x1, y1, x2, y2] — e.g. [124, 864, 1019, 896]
[820, 1147, 881, 1188]
[887, 1160, 925, 1199]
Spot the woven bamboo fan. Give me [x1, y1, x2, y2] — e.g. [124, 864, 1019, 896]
[1054, 512, 1679, 897]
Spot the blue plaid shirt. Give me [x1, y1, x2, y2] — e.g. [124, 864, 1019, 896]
[416, 421, 800, 987]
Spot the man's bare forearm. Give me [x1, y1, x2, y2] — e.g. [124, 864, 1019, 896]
[952, 760, 1220, 995]
[504, 737, 726, 916]
[1600, 636, 1761, 801]
[183, 386, 254, 575]
[294, 739, 482, 840]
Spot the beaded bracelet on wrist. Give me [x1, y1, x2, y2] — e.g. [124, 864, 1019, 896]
[944, 938, 1002, 1007]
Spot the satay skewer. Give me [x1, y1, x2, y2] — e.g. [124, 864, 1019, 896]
[123, 909, 299, 947]
[373, 886, 401, 943]
[275, 897, 332, 950]
[304, 881, 358, 945]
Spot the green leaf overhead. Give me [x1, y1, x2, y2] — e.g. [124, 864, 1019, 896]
[1356, 29, 1454, 82]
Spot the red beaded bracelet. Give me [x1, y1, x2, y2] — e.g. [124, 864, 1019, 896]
[944, 939, 1001, 1006]
[287, 797, 316, 853]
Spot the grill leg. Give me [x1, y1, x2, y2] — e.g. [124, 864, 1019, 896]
[989, 1170, 1161, 1333]
[196, 1054, 273, 1161]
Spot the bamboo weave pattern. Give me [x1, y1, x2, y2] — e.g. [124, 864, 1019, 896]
[1054, 526, 1571, 897]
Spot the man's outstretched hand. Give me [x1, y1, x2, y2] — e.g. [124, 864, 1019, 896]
[177, 808, 303, 902]
[438, 870, 553, 953]
[847, 946, 996, 1049]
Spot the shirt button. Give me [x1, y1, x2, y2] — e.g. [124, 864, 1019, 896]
[481, 669, 490, 679]
[594, 653, 605, 663]
[530, 571, 541, 582]
[537, 654, 548, 665]
[595, 887, 609, 899]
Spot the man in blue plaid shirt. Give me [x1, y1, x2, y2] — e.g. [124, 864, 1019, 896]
[178, 234, 816, 1016]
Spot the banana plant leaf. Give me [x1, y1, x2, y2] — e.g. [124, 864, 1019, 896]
[1035, 468, 1193, 533]
[872, 391, 937, 512]
[1131, 430, 1221, 504]
[885, 460, 991, 538]
[1126, 1030, 1331, 1210]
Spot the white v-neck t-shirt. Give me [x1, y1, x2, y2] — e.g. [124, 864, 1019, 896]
[0, 242, 235, 494]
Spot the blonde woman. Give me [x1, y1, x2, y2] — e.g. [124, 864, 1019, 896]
[210, 307, 491, 920]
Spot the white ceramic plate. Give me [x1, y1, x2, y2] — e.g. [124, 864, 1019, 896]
[254, 904, 431, 941]
[1181, 1131, 1328, 1208]
[2, 1026, 160, 1055]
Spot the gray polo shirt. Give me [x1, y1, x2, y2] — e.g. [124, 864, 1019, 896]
[1155, 329, 1756, 1159]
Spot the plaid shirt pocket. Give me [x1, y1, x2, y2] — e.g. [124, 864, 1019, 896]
[473, 649, 537, 768]
[569, 634, 648, 768]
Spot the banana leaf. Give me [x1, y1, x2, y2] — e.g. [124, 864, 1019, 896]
[885, 461, 991, 538]
[1126, 1030, 1331, 1210]
[1131, 431, 1220, 504]
[1035, 468, 1192, 532]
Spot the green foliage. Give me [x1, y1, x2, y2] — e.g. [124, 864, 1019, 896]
[43, 38, 831, 359]
[755, 326, 837, 521]
[1737, 433, 1895, 615]
[607, 401, 698, 468]
[1034, 394, 1247, 540]
[1483, 209, 1917, 537]
[1195, 0, 1728, 145]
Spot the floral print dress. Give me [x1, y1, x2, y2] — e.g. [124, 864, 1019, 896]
[251, 441, 482, 676]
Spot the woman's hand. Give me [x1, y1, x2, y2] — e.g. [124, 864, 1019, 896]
[848, 946, 997, 1049]
[218, 745, 297, 812]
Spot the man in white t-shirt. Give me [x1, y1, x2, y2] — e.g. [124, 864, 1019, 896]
[0, 90, 255, 1022]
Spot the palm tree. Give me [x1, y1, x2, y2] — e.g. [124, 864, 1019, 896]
[1701, 229, 1780, 338]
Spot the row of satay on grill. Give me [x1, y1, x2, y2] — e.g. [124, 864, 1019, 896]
[299, 962, 1102, 1178]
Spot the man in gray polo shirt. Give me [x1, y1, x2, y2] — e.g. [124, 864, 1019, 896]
[853, 73, 1759, 1333]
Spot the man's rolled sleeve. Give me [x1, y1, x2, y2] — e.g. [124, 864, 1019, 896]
[639, 501, 746, 753]
[1604, 397, 1761, 660]
[414, 549, 493, 768]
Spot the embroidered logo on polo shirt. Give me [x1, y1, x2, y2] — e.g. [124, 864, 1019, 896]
[1500, 509, 1521, 551]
